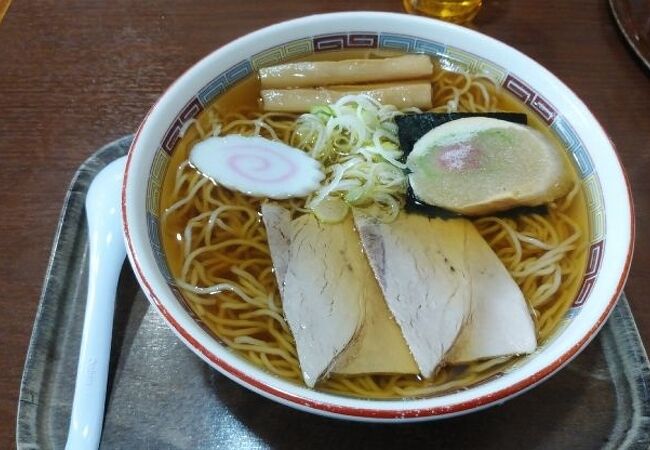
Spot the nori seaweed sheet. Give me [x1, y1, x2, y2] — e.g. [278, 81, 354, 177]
[396, 112, 528, 158]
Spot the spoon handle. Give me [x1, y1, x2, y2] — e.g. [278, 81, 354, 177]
[66, 157, 126, 450]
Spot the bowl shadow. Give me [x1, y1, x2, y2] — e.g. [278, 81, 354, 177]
[207, 339, 614, 449]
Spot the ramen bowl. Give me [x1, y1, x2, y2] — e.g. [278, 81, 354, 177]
[122, 12, 634, 421]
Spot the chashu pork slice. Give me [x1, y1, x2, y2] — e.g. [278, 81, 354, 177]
[261, 203, 292, 292]
[332, 257, 419, 375]
[353, 211, 472, 377]
[446, 224, 537, 363]
[261, 203, 418, 379]
[282, 213, 364, 387]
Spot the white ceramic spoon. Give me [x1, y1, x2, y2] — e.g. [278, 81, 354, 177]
[65, 156, 127, 450]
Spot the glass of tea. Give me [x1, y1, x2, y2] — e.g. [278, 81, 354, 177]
[402, 0, 483, 23]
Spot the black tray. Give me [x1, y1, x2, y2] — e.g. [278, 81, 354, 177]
[17, 136, 650, 449]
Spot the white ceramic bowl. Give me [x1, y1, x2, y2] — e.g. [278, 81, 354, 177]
[122, 12, 634, 422]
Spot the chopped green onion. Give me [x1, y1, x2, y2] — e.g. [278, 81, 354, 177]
[292, 94, 413, 223]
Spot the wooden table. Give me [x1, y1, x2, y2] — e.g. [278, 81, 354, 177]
[1, 0, 648, 446]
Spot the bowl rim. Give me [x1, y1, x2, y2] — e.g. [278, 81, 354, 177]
[121, 11, 635, 421]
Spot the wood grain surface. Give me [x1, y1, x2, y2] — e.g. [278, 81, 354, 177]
[1, 1, 648, 447]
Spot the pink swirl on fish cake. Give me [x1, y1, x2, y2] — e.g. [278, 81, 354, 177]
[226, 145, 298, 183]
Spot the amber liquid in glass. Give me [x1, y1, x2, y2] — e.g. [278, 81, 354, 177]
[403, 0, 483, 23]
[0, 0, 13, 24]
